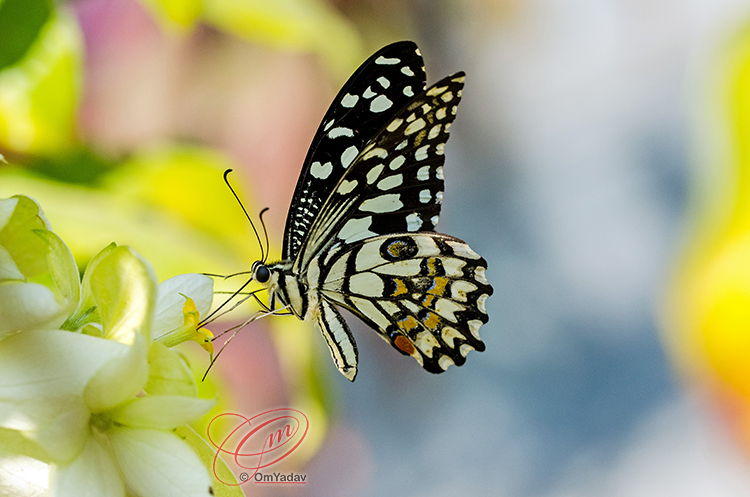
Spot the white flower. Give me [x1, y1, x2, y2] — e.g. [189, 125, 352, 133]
[0, 195, 220, 497]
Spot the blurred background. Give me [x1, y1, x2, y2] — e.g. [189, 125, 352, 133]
[4, 0, 750, 495]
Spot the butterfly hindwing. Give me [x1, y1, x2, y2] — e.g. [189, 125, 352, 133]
[283, 41, 427, 261]
[312, 232, 491, 374]
[295, 72, 465, 270]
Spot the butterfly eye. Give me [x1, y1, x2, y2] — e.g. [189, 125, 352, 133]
[255, 265, 270, 283]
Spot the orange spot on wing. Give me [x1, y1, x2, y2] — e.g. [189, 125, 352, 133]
[427, 277, 449, 295]
[394, 335, 415, 355]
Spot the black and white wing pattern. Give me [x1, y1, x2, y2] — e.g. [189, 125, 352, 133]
[294, 72, 465, 271]
[282, 41, 427, 261]
[255, 41, 491, 381]
[311, 233, 491, 375]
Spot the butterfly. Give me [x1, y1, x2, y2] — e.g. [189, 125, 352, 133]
[249, 41, 492, 381]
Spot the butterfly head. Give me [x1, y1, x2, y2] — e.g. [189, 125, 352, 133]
[251, 260, 270, 284]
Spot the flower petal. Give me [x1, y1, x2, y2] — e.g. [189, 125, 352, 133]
[143, 342, 197, 397]
[83, 335, 148, 414]
[173, 426, 244, 496]
[0, 282, 69, 339]
[0, 330, 127, 462]
[89, 246, 155, 344]
[51, 434, 125, 497]
[0, 196, 50, 278]
[0, 451, 50, 497]
[76, 243, 116, 325]
[33, 229, 80, 310]
[0, 244, 24, 281]
[108, 428, 213, 497]
[153, 274, 213, 335]
[109, 396, 215, 430]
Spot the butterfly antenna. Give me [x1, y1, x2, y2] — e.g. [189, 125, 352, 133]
[223, 169, 265, 262]
[258, 207, 270, 263]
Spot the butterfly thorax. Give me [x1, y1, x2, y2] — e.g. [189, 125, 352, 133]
[253, 260, 313, 319]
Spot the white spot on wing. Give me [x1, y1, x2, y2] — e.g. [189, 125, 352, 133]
[460, 344, 475, 357]
[389, 155, 405, 169]
[377, 76, 390, 88]
[376, 55, 400, 65]
[362, 148, 388, 160]
[441, 91, 454, 102]
[341, 146, 358, 168]
[436, 166, 444, 179]
[366, 164, 384, 184]
[477, 293, 489, 314]
[339, 216, 376, 243]
[311, 161, 333, 179]
[436, 108, 447, 120]
[387, 119, 403, 132]
[363, 87, 376, 99]
[426, 85, 447, 97]
[377, 174, 403, 190]
[395, 140, 408, 150]
[359, 194, 403, 213]
[328, 127, 354, 138]
[401, 66, 415, 76]
[441, 326, 463, 348]
[324, 119, 335, 130]
[475, 266, 489, 285]
[428, 124, 442, 140]
[403, 86, 414, 97]
[451, 280, 478, 302]
[415, 331, 440, 358]
[438, 355, 455, 371]
[468, 319, 483, 340]
[348, 273, 385, 297]
[419, 189, 431, 203]
[442, 258, 466, 277]
[415, 145, 429, 161]
[435, 298, 465, 322]
[337, 179, 358, 194]
[370, 94, 393, 113]
[406, 213, 422, 231]
[373, 259, 423, 277]
[417, 165, 430, 181]
[405, 118, 425, 135]
[341, 93, 359, 107]
[431, 215, 439, 225]
[446, 241, 481, 259]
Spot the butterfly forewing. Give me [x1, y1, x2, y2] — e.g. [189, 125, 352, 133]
[314, 233, 491, 373]
[294, 72, 465, 272]
[282, 41, 427, 261]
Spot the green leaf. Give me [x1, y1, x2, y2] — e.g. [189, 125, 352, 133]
[32, 229, 80, 311]
[0, 8, 82, 154]
[0, 0, 53, 71]
[144, 342, 198, 397]
[173, 425, 243, 497]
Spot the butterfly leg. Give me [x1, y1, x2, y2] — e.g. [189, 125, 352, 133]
[311, 298, 359, 381]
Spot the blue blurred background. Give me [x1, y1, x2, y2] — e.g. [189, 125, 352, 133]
[4, 0, 750, 495]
